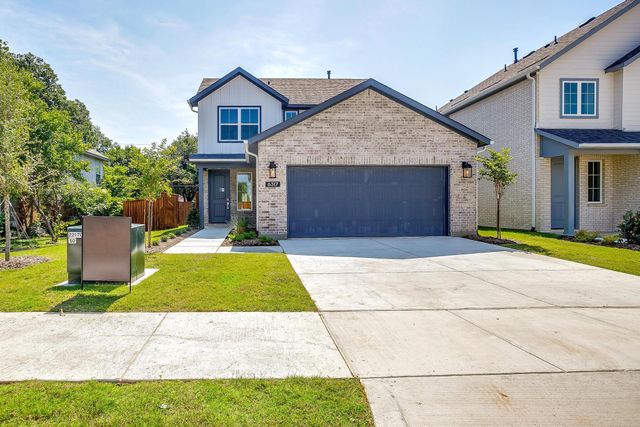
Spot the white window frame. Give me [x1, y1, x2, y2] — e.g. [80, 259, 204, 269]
[587, 160, 603, 204]
[284, 110, 298, 121]
[236, 172, 253, 211]
[561, 79, 598, 117]
[218, 107, 260, 142]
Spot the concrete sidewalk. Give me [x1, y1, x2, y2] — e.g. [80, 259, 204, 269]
[164, 225, 230, 254]
[0, 312, 350, 381]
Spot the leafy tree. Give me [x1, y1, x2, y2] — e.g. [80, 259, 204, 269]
[134, 148, 175, 247]
[163, 130, 198, 201]
[475, 148, 517, 239]
[0, 41, 36, 260]
[62, 180, 122, 218]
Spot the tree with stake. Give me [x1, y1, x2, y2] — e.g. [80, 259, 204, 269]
[0, 41, 34, 261]
[134, 148, 174, 247]
[475, 148, 517, 239]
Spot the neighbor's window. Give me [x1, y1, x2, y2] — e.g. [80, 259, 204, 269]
[587, 160, 602, 203]
[562, 80, 597, 117]
[284, 110, 298, 120]
[237, 172, 253, 210]
[219, 107, 260, 142]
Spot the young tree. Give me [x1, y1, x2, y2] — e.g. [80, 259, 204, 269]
[0, 41, 35, 260]
[475, 148, 517, 239]
[163, 130, 198, 201]
[134, 148, 174, 247]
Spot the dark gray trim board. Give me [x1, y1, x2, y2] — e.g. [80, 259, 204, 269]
[188, 67, 289, 107]
[249, 79, 492, 147]
[605, 44, 640, 72]
[559, 78, 599, 119]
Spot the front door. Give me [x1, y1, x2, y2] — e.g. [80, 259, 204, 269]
[209, 170, 229, 223]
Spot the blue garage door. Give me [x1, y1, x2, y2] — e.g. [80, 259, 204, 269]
[287, 166, 448, 237]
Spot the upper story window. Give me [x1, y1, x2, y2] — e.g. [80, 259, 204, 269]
[561, 79, 597, 118]
[284, 110, 298, 120]
[587, 160, 602, 203]
[219, 107, 260, 142]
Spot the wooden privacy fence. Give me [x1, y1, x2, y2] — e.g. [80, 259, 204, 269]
[123, 193, 196, 230]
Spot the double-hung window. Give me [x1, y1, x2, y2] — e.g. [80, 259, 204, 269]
[561, 80, 597, 117]
[219, 107, 260, 142]
[237, 172, 253, 210]
[587, 160, 602, 203]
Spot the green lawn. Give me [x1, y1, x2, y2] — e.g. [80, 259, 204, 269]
[0, 379, 373, 426]
[0, 243, 315, 312]
[479, 227, 640, 276]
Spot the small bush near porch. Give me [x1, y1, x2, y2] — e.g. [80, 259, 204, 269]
[479, 227, 640, 276]
[0, 243, 315, 312]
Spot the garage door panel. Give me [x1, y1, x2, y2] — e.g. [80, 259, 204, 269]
[287, 166, 448, 237]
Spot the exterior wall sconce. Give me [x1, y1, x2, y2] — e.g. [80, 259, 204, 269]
[462, 161, 473, 178]
[268, 161, 278, 179]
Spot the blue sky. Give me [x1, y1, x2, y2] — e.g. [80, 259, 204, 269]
[0, 0, 619, 147]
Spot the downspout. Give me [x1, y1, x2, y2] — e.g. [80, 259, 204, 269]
[526, 69, 538, 231]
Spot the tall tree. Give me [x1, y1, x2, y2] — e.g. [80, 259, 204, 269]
[163, 130, 198, 201]
[0, 41, 35, 260]
[134, 147, 174, 247]
[475, 148, 517, 239]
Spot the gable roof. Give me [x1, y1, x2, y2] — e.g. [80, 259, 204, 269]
[195, 75, 366, 107]
[249, 79, 491, 147]
[605, 44, 640, 72]
[440, 0, 639, 114]
[188, 67, 289, 107]
[83, 149, 109, 162]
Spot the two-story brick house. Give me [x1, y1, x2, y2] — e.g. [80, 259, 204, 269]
[188, 68, 490, 238]
[441, 0, 640, 235]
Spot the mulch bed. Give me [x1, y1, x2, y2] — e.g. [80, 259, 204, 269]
[465, 234, 518, 246]
[222, 238, 280, 247]
[146, 229, 197, 254]
[0, 255, 50, 270]
[559, 235, 640, 251]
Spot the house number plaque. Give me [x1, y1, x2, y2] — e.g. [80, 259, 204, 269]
[265, 181, 281, 188]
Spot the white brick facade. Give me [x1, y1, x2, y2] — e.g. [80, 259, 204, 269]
[255, 89, 479, 238]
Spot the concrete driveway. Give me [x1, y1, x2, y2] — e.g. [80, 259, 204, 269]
[281, 237, 640, 425]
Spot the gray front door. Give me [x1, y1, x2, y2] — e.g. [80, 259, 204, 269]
[209, 170, 229, 223]
[551, 157, 564, 229]
[287, 166, 449, 238]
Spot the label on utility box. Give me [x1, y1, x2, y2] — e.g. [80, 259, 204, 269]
[68, 231, 82, 244]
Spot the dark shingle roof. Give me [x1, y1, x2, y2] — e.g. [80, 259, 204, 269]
[441, 0, 639, 114]
[196, 77, 366, 106]
[249, 79, 491, 147]
[537, 128, 640, 145]
[605, 44, 640, 72]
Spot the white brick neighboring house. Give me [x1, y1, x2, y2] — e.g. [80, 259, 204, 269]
[440, 0, 640, 235]
[187, 68, 490, 238]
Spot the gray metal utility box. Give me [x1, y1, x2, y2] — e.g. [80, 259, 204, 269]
[67, 217, 145, 287]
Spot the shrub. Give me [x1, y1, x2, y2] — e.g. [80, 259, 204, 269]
[234, 217, 249, 233]
[258, 235, 274, 244]
[152, 239, 159, 246]
[244, 231, 257, 239]
[186, 205, 200, 229]
[168, 233, 176, 239]
[233, 233, 245, 242]
[619, 210, 640, 245]
[602, 234, 619, 245]
[574, 229, 598, 243]
[161, 236, 168, 242]
[175, 229, 183, 236]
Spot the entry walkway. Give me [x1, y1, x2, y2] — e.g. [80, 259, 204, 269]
[164, 225, 230, 254]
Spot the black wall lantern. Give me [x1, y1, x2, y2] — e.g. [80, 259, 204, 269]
[268, 161, 278, 179]
[461, 161, 473, 178]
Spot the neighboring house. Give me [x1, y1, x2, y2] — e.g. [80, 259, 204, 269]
[79, 149, 109, 185]
[440, 0, 640, 235]
[188, 67, 490, 238]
